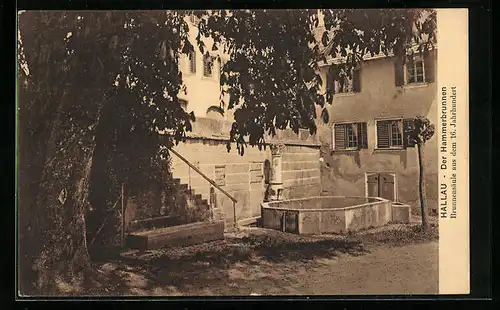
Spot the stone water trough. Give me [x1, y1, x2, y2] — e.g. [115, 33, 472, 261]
[261, 196, 410, 235]
[126, 220, 225, 251]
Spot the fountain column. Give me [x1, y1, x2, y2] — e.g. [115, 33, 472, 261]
[268, 143, 285, 201]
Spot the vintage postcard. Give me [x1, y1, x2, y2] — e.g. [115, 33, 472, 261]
[16, 8, 469, 297]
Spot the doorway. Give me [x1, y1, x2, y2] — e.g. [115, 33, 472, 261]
[365, 172, 397, 201]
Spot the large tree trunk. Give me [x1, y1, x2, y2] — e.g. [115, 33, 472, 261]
[20, 90, 104, 295]
[417, 142, 429, 230]
[18, 86, 53, 296]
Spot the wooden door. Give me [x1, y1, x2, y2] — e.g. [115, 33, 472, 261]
[366, 173, 379, 197]
[366, 173, 396, 201]
[379, 173, 396, 201]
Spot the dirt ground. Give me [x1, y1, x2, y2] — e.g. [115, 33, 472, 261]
[84, 221, 439, 296]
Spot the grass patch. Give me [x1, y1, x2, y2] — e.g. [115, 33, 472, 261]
[355, 224, 438, 247]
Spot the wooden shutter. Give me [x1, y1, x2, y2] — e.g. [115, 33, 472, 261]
[352, 68, 361, 92]
[327, 67, 336, 95]
[359, 122, 368, 149]
[394, 57, 405, 86]
[189, 51, 196, 73]
[334, 124, 346, 150]
[424, 51, 435, 83]
[366, 173, 379, 197]
[403, 118, 416, 148]
[379, 173, 395, 201]
[376, 121, 390, 148]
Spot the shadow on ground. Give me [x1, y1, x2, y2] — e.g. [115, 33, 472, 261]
[82, 223, 438, 296]
[85, 229, 367, 295]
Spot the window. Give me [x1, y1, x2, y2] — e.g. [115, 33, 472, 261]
[394, 52, 435, 86]
[335, 78, 353, 93]
[327, 67, 361, 94]
[215, 165, 226, 186]
[390, 121, 403, 146]
[377, 118, 417, 149]
[203, 54, 214, 77]
[333, 122, 368, 150]
[346, 124, 358, 148]
[188, 51, 196, 74]
[406, 56, 425, 84]
[335, 69, 360, 93]
[189, 15, 200, 26]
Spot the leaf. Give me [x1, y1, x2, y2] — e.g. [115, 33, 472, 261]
[326, 91, 333, 105]
[321, 31, 329, 46]
[206, 105, 225, 116]
[317, 94, 325, 108]
[321, 108, 329, 124]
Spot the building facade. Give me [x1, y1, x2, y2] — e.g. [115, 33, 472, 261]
[315, 49, 438, 214]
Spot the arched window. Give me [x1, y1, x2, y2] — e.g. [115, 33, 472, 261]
[206, 105, 224, 120]
[203, 54, 214, 77]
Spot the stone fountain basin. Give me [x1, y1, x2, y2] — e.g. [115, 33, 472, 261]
[261, 196, 395, 234]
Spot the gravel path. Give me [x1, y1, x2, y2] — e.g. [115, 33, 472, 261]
[89, 223, 438, 296]
[160, 241, 439, 296]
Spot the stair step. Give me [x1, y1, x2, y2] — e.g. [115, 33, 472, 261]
[195, 197, 208, 204]
[128, 215, 182, 232]
[126, 221, 225, 250]
[195, 203, 210, 211]
[183, 188, 196, 195]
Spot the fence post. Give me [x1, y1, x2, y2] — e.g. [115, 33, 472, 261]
[209, 186, 214, 222]
[121, 183, 125, 248]
[233, 200, 237, 231]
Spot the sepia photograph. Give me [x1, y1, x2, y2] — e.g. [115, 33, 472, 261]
[16, 8, 469, 297]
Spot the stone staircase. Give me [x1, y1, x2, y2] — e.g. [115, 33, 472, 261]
[170, 177, 223, 223]
[125, 177, 224, 251]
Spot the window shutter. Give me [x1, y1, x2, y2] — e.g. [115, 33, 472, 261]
[394, 57, 405, 87]
[359, 122, 368, 149]
[189, 51, 196, 73]
[403, 118, 416, 148]
[217, 58, 222, 78]
[327, 67, 336, 95]
[334, 124, 346, 150]
[424, 51, 435, 83]
[352, 68, 361, 92]
[376, 121, 390, 148]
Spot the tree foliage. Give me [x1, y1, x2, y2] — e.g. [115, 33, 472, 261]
[196, 9, 320, 154]
[195, 9, 436, 155]
[411, 116, 436, 145]
[18, 10, 195, 294]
